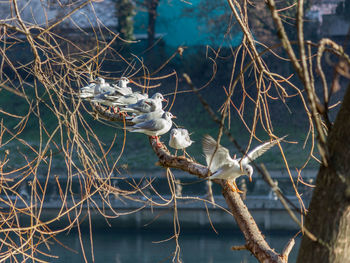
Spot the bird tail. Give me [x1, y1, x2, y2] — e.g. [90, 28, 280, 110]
[123, 125, 134, 131]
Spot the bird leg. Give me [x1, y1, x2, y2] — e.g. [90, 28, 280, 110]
[154, 136, 163, 148]
[225, 180, 243, 193]
[174, 150, 178, 156]
[149, 136, 163, 148]
[112, 106, 121, 114]
[118, 110, 128, 118]
[232, 180, 244, 193]
[181, 149, 193, 161]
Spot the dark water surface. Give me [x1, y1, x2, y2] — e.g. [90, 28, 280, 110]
[41, 229, 300, 263]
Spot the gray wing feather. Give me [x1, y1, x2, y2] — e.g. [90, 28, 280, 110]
[132, 119, 164, 131]
[132, 110, 164, 124]
[202, 135, 231, 172]
[242, 135, 287, 164]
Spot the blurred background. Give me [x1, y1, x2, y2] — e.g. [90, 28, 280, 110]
[0, 0, 349, 262]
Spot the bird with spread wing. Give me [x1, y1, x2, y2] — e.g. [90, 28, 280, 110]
[202, 135, 286, 193]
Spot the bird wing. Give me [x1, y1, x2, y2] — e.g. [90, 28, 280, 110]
[179, 129, 193, 144]
[132, 110, 164, 124]
[97, 91, 117, 101]
[132, 118, 165, 132]
[113, 94, 138, 106]
[80, 83, 95, 93]
[122, 99, 150, 112]
[242, 135, 287, 164]
[202, 135, 232, 172]
[112, 84, 132, 96]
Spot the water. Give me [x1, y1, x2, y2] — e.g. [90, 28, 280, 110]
[39, 230, 300, 263]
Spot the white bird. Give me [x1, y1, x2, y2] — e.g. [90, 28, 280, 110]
[79, 82, 96, 99]
[79, 78, 99, 99]
[118, 77, 130, 89]
[169, 128, 194, 156]
[92, 90, 149, 112]
[93, 77, 115, 94]
[111, 77, 133, 96]
[79, 77, 114, 99]
[91, 91, 119, 109]
[128, 108, 164, 124]
[112, 92, 148, 107]
[202, 135, 286, 192]
[121, 92, 166, 114]
[127, 112, 176, 147]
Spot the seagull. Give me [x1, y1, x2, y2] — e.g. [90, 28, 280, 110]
[202, 134, 286, 193]
[118, 77, 130, 89]
[128, 108, 164, 124]
[126, 112, 176, 147]
[112, 92, 148, 107]
[169, 128, 194, 156]
[111, 77, 133, 96]
[92, 90, 149, 114]
[79, 82, 96, 99]
[93, 77, 115, 94]
[79, 78, 99, 99]
[79, 77, 114, 99]
[121, 92, 166, 114]
[91, 91, 120, 109]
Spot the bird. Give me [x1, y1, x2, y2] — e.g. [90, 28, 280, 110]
[169, 128, 194, 157]
[91, 91, 120, 110]
[121, 92, 166, 114]
[111, 92, 148, 107]
[127, 108, 164, 124]
[79, 77, 114, 99]
[126, 112, 176, 147]
[202, 134, 286, 193]
[92, 89, 148, 114]
[79, 80, 98, 99]
[92, 77, 115, 94]
[79, 83, 96, 99]
[111, 77, 133, 96]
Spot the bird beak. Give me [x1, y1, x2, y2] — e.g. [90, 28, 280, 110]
[172, 115, 177, 119]
[163, 98, 168, 102]
[249, 174, 252, 182]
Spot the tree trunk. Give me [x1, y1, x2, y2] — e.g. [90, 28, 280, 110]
[147, 0, 159, 48]
[115, 0, 135, 41]
[297, 85, 350, 263]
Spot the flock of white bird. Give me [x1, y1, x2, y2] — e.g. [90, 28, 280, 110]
[79, 77, 285, 192]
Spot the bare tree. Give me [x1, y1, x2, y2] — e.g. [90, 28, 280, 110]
[1, 0, 350, 263]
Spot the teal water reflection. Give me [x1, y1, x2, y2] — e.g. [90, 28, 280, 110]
[42, 230, 300, 263]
